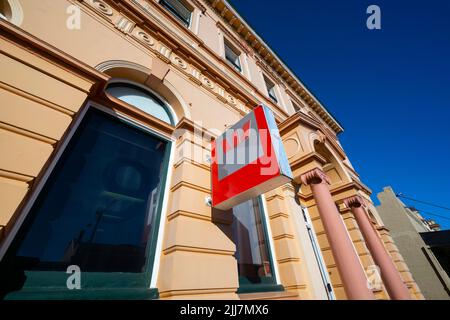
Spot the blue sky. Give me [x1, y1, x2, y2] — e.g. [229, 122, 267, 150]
[229, 0, 450, 229]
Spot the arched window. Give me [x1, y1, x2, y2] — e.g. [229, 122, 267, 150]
[106, 83, 174, 125]
[230, 197, 282, 293]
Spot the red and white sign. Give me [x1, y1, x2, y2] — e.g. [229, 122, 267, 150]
[211, 105, 293, 210]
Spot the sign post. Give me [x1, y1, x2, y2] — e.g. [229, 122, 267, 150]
[211, 105, 293, 210]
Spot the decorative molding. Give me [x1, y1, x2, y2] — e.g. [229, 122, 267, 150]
[278, 110, 322, 135]
[0, 19, 110, 88]
[319, 126, 346, 160]
[343, 161, 360, 178]
[190, 0, 207, 13]
[2, 0, 24, 27]
[316, 129, 326, 144]
[300, 168, 331, 186]
[376, 225, 390, 233]
[159, 287, 237, 298]
[96, 59, 149, 73]
[299, 179, 370, 204]
[0, 169, 34, 183]
[87, 0, 114, 16]
[0, 81, 75, 116]
[255, 56, 282, 85]
[0, 121, 57, 145]
[175, 117, 219, 141]
[216, 21, 251, 55]
[289, 152, 327, 174]
[280, 110, 346, 161]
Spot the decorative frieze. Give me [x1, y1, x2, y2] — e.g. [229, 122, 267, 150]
[80, 0, 251, 115]
[300, 168, 331, 186]
[115, 16, 135, 34]
[87, 0, 113, 16]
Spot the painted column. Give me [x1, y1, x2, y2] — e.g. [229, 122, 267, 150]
[344, 196, 411, 300]
[301, 168, 375, 300]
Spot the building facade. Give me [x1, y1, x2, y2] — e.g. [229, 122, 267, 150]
[377, 187, 450, 299]
[0, 0, 423, 300]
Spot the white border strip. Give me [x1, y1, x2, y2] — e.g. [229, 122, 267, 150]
[261, 194, 282, 285]
[303, 206, 336, 300]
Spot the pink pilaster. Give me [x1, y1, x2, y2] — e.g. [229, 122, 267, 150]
[344, 195, 411, 300]
[301, 168, 375, 300]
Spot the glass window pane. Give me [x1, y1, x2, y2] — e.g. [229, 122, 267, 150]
[231, 198, 276, 286]
[264, 76, 278, 103]
[106, 84, 173, 125]
[0, 0, 11, 20]
[160, 0, 192, 27]
[8, 108, 168, 273]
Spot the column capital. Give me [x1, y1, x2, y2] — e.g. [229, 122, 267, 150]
[344, 195, 367, 208]
[300, 168, 330, 186]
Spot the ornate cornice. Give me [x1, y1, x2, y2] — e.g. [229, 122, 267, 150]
[290, 152, 327, 173]
[202, 0, 344, 134]
[191, 0, 207, 13]
[344, 195, 367, 208]
[98, 92, 176, 136]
